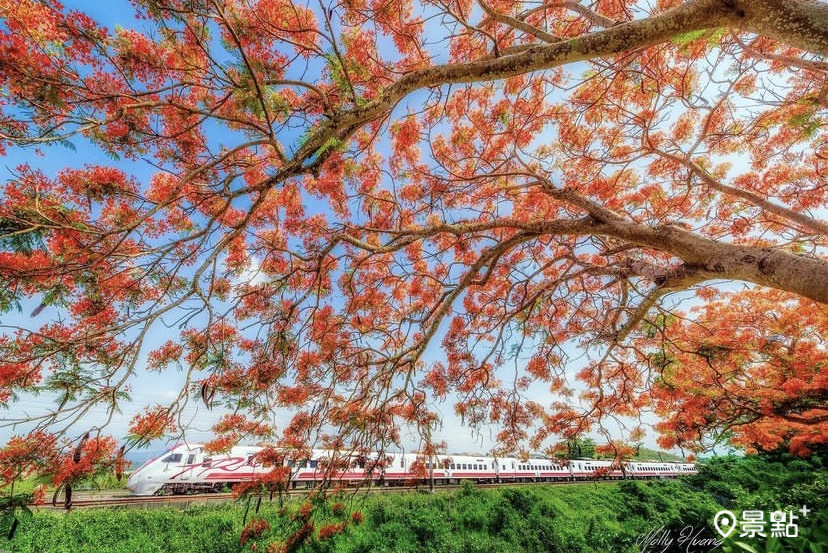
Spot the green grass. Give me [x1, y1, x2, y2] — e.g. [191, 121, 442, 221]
[3, 452, 825, 553]
[3, 481, 721, 553]
[5, 505, 242, 553]
[8, 472, 128, 497]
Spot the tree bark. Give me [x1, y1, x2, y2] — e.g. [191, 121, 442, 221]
[589, 220, 828, 304]
[736, 0, 828, 57]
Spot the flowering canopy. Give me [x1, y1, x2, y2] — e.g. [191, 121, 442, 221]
[0, 0, 826, 473]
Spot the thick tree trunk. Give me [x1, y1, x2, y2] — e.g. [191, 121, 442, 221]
[736, 0, 828, 57]
[593, 220, 828, 304]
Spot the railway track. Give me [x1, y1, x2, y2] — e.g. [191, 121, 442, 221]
[35, 478, 625, 510]
[37, 492, 238, 510]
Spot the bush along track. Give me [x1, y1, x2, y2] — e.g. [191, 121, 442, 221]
[2, 453, 826, 553]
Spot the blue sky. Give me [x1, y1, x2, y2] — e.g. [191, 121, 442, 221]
[0, 0, 699, 460]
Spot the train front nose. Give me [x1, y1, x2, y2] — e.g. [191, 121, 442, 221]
[127, 470, 162, 495]
[126, 461, 163, 495]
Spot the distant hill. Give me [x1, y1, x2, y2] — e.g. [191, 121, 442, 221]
[124, 448, 166, 469]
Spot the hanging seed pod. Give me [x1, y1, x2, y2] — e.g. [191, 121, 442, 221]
[51, 484, 63, 507]
[73, 433, 89, 464]
[115, 445, 126, 482]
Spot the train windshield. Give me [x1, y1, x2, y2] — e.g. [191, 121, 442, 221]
[162, 453, 183, 463]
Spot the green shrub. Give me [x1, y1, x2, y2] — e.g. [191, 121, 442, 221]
[6, 454, 824, 553]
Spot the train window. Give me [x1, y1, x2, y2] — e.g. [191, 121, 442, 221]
[202, 458, 212, 468]
[450, 464, 455, 470]
[162, 453, 182, 463]
[186, 454, 195, 464]
[309, 460, 319, 469]
[401, 458, 405, 468]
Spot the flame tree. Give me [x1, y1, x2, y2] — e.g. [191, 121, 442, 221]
[0, 0, 825, 475]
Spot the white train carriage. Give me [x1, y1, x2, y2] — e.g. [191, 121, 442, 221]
[675, 462, 698, 475]
[496, 458, 572, 482]
[569, 459, 625, 479]
[626, 461, 697, 478]
[439, 455, 498, 483]
[127, 443, 698, 495]
[291, 450, 397, 486]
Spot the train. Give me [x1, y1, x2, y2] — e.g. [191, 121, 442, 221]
[126, 443, 697, 495]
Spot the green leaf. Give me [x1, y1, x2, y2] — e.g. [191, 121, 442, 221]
[731, 541, 760, 553]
